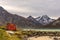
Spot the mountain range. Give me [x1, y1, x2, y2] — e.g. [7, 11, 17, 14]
[0, 6, 60, 29]
[44, 18, 60, 29]
[27, 15, 55, 25]
[0, 6, 42, 29]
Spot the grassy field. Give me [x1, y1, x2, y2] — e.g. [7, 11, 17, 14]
[0, 26, 60, 40]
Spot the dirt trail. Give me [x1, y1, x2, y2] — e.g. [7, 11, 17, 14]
[27, 36, 60, 40]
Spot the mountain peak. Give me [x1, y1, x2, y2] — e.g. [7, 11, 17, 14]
[28, 15, 33, 18]
[35, 15, 54, 25]
[27, 16, 34, 19]
[41, 15, 50, 19]
[28, 16, 34, 19]
[0, 6, 7, 14]
[0, 6, 4, 10]
[42, 15, 48, 17]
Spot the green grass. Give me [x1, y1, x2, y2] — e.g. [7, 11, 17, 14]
[0, 29, 21, 40]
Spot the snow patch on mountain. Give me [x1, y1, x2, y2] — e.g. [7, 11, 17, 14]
[35, 15, 54, 25]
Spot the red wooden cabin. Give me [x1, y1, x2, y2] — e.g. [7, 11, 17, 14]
[6, 23, 16, 31]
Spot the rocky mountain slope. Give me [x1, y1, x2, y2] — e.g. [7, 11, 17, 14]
[0, 6, 41, 29]
[44, 18, 60, 29]
[35, 15, 54, 25]
[27, 16, 41, 25]
[0, 6, 60, 29]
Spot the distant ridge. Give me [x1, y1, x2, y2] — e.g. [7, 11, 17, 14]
[35, 15, 54, 25]
[0, 6, 41, 29]
[0, 6, 60, 29]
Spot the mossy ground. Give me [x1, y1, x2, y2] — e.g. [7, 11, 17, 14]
[0, 29, 21, 40]
[0, 26, 23, 40]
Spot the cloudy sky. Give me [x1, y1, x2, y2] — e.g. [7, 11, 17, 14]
[0, 0, 60, 19]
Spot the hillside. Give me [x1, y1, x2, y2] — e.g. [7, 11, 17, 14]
[0, 29, 21, 40]
[0, 6, 60, 29]
[35, 15, 54, 25]
[44, 18, 60, 29]
[0, 6, 41, 29]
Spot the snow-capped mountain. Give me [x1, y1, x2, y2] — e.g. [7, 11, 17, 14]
[27, 16, 41, 25]
[52, 17, 60, 26]
[27, 16, 35, 21]
[44, 17, 60, 29]
[35, 15, 54, 25]
[35, 16, 41, 21]
[1, 6, 60, 29]
[0, 6, 42, 29]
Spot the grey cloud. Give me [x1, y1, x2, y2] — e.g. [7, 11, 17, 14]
[0, 0, 60, 18]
